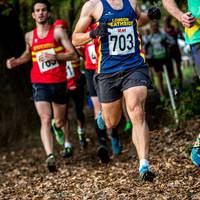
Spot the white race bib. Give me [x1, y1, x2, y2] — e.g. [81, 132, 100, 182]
[88, 44, 97, 64]
[108, 26, 135, 55]
[36, 48, 59, 73]
[66, 61, 75, 79]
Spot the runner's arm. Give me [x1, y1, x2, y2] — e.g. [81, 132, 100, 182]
[132, 0, 160, 27]
[72, 1, 96, 46]
[162, 0, 196, 28]
[137, 10, 150, 27]
[54, 27, 78, 61]
[6, 32, 32, 69]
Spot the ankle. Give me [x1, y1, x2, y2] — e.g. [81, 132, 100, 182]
[64, 142, 72, 148]
[139, 159, 150, 172]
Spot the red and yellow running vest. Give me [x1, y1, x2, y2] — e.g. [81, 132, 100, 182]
[31, 25, 66, 83]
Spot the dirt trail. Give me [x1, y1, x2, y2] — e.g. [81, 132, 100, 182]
[0, 116, 200, 200]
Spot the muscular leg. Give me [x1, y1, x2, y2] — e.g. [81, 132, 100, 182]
[123, 86, 149, 160]
[101, 98, 122, 129]
[34, 101, 53, 156]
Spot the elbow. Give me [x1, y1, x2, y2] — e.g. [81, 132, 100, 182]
[72, 51, 78, 60]
[72, 34, 78, 47]
[74, 53, 78, 60]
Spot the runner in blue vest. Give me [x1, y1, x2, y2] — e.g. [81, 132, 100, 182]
[72, 0, 161, 181]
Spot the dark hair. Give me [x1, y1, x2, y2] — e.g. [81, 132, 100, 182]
[32, 0, 51, 12]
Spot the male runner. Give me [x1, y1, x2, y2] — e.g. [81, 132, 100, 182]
[72, 0, 161, 181]
[6, 0, 77, 171]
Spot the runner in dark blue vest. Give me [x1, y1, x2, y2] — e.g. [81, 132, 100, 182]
[72, 0, 161, 181]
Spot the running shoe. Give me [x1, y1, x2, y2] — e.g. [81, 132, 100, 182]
[139, 165, 155, 182]
[51, 119, 65, 145]
[123, 121, 132, 132]
[111, 137, 122, 155]
[97, 145, 110, 163]
[191, 134, 200, 166]
[97, 111, 106, 130]
[77, 129, 87, 149]
[62, 147, 73, 158]
[46, 154, 57, 172]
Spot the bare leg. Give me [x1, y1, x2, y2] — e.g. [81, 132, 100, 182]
[123, 86, 149, 160]
[34, 101, 53, 156]
[91, 96, 101, 119]
[101, 98, 122, 129]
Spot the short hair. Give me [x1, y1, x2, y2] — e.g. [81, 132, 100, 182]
[32, 0, 51, 12]
[54, 19, 68, 30]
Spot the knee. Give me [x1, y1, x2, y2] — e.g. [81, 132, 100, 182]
[40, 114, 51, 127]
[104, 116, 121, 129]
[131, 106, 145, 123]
[54, 118, 65, 128]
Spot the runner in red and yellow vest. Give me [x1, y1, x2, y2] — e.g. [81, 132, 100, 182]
[66, 58, 82, 90]
[31, 25, 66, 83]
[6, 0, 77, 172]
[84, 23, 99, 72]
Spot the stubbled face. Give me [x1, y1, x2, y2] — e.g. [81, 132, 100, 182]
[32, 3, 50, 24]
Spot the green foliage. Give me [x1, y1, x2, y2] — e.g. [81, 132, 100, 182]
[164, 79, 200, 122]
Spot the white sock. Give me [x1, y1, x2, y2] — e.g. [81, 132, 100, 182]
[77, 126, 84, 134]
[64, 142, 72, 148]
[139, 159, 149, 171]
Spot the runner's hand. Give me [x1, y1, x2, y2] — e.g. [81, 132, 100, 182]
[147, 7, 161, 20]
[6, 57, 16, 69]
[89, 22, 110, 39]
[39, 53, 57, 63]
[181, 12, 196, 28]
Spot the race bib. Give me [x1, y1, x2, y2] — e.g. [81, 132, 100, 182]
[88, 44, 97, 64]
[108, 26, 135, 55]
[36, 48, 59, 73]
[66, 61, 75, 79]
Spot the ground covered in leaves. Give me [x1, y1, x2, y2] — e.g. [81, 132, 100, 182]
[0, 113, 200, 200]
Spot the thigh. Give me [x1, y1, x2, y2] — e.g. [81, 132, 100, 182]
[34, 101, 52, 120]
[123, 86, 148, 112]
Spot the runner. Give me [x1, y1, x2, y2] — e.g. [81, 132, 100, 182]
[145, 20, 175, 97]
[54, 19, 87, 158]
[84, 23, 121, 163]
[162, 0, 200, 166]
[6, 0, 77, 171]
[72, 0, 161, 181]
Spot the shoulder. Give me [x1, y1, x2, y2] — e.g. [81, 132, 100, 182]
[81, 0, 102, 17]
[25, 30, 33, 46]
[53, 26, 67, 41]
[128, 0, 137, 10]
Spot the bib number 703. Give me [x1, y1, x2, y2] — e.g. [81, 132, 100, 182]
[108, 26, 135, 55]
